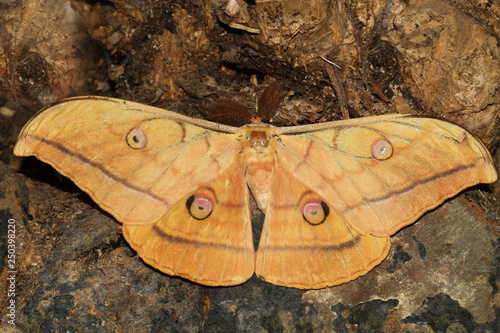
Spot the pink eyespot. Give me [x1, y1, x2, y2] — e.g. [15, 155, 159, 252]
[186, 193, 213, 220]
[126, 127, 147, 149]
[301, 198, 329, 225]
[371, 138, 393, 160]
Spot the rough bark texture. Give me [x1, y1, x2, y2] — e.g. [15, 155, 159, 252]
[1, 0, 499, 332]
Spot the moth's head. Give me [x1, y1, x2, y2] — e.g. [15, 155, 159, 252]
[237, 124, 278, 152]
[250, 130, 268, 148]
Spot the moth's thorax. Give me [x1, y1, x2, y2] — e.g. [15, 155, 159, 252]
[237, 125, 278, 211]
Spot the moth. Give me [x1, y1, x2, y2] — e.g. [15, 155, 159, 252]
[14, 93, 497, 289]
